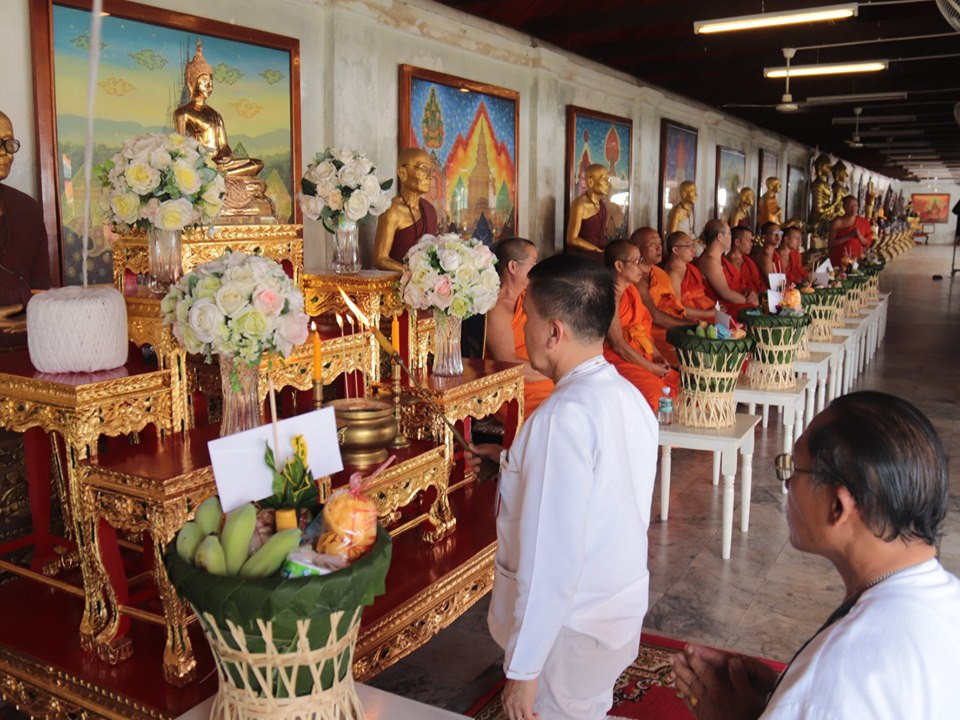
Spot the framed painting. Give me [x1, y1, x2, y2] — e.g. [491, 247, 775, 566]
[399, 65, 519, 245]
[757, 148, 780, 209]
[30, 0, 301, 285]
[565, 105, 632, 244]
[715, 146, 746, 225]
[658, 119, 698, 235]
[911, 193, 951, 223]
[785, 164, 807, 226]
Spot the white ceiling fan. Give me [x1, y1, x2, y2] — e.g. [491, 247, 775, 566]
[845, 107, 865, 148]
[724, 47, 803, 113]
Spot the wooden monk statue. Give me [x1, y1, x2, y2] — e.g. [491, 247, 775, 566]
[565, 164, 610, 259]
[174, 40, 273, 221]
[374, 148, 438, 272]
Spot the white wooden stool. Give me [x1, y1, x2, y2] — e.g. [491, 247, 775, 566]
[808, 337, 844, 402]
[658, 414, 761, 560]
[794, 351, 831, 425]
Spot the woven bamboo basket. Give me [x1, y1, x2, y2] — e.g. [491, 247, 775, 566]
[740, 312, 810, 390]
[842, 275, 869, 317]
[806, 287, 846, 341]
[860, 262, 884, 303]
[166, 527, 392, 720]
[666, 326, 753, 428]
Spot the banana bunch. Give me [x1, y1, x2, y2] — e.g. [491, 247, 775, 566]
[175, 497, 302, 578]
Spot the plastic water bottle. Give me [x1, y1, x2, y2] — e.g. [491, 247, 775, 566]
[658, 386, 673, 426]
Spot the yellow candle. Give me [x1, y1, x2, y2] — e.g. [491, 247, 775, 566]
[391, 315, 401, 354]
[311, 321, 322, 382]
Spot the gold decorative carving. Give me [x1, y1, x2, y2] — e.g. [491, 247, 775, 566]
[354, 542, 495, 680]
[262, 331, 371, 402]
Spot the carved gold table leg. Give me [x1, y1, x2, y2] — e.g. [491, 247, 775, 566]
[150, 518, 196, 686]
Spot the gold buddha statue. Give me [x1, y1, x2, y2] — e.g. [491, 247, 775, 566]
[864, 179, 878, 221]
[757, 177, 783, 227]
[728, 187, 755, 230]
[174, 40, 274, 222]
[809, 154, 843, 228]
[374, 147, 439, 272]
[565, 164, 611, 258]
[666, 180, 696, 236]
[831, 160, 850, 209]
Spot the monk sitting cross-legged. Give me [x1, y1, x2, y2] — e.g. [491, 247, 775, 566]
[632, 227, 692, 366]
[663, 231, 717, 319]
[602, 240, 679, 410]
[697, 218, 759, 319]
[728, 226, 765, 295]
[484, 237, 554, 417]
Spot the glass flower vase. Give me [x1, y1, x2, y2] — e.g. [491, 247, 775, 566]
[332, 218, 361, 274]
[218, 354, 262, 437]
[147, 226, 183, 292]
[431, 311, 463, 377]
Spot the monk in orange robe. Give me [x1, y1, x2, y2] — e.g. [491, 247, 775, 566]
[780, 226, 808, 286]
[729, 226, 766, 295]
[753, 222, 785, 289]
[828, 196, 874, 266]
[603, 240, 679, 409]
[485, 238, 553, 416]
[697, 219, 759, 319]
[631, 227, 691, 367]
[664, 231, 718, 315]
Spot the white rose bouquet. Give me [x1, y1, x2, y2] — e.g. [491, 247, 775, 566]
[298, 148, 393, 233]
[96, 132, 226, 232]
[399, 234, 500, 319]
[161, 251, 309, 371]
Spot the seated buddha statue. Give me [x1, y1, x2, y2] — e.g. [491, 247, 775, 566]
[809, 154, 842, 230]
[174, 40, 273, 220]
[729, 187, 755, 230]
[666, 181, 697, 237]
[757, 177, 783, 227]
[374, 147, 438, 272]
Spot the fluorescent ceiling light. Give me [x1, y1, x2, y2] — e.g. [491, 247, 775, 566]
[804, 91, 907, 105]
[857, 129, 924, 137]
[765, 60, 887, 78]
[832, 115, 916, 124]
[694, 4, 857, 34]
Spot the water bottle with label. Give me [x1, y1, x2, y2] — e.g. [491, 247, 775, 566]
[658, 386, 673, 426]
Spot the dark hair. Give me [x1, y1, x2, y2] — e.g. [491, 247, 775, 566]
[603, 239, 637, 268]
[493, 237, 536, 278]
[527, 254, 615, 343]
[806, 392, 947, 545]
[703, 219, 727, 245]
[760, 221, 780, 237]
[665, 231, 691, 255]
[731, 225, 752, 244]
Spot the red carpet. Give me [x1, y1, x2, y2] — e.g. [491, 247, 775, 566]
[467, 633, 786, 719]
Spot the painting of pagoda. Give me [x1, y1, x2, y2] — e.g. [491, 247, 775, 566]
[404, 68, 518, 243]
[566, 107, 633, 244]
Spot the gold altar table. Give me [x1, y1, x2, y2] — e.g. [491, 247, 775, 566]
[78, 424, 448, 685]
[0, 351, 176, 663]
[113, 224, 304, 291]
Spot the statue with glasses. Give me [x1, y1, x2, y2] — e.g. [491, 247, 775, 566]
[374, 147, 439, 271]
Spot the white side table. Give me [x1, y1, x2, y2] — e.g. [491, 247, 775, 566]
[794, 351, 831, 424]
[808, 337, 845, 402]
[658, 414, 761, 559]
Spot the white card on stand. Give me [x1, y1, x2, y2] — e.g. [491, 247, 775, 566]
[767, 289, 784, 313]
[715, 308, 732, 328]
[814, 272, 830, 287]
[815, 259, 833, 274]
[768, 272, 787, 294]
[208, 408, 343, 512]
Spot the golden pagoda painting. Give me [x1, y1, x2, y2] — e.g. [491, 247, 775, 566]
[401, 66, 519, 243]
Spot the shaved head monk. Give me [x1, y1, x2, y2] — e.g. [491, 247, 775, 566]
[485, 237, 554, 416]
[780, 225, 809, 286]
[664, 231, 715, 317]
[752, 221, 784, 289]
[728, 226, 765, 295]
[696, 219, 758, 318]
[633, 227, 688, 366]
[603, 240, 679, 410]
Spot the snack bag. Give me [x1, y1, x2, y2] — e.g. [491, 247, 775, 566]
[316, 457, 393, 562]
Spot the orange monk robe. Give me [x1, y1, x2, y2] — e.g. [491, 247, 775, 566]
[752, 251, 783, 290]
[509, 290, 554, 416]
[740, 254, 766, 294]
[647, 265, 683, 366]
[681, 265, 715, 311]
[830, 217, 873, 266]
[785, 249, 807, 286]
[702, 255, 756, 319]
[603, 284, 680, 410]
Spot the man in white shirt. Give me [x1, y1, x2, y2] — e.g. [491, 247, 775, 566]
[470, 254, 658, 720]
[671, 391, 960, 719]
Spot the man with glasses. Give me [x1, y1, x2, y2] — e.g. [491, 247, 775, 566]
[664, 231, 715, 317]
[671, 392, 960, 719]
[752, 222, 784, 290]
[0, 111, 50, 315]
[374, 147, 438, 272]
[602, 240, 678, 410]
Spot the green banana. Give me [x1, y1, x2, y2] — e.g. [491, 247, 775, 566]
[194, 535, 227, 576]
[239, 529, 302, 578]
[194, 496, 223, 536]
[175, 522, 205, 564]
[221, 503, 257, 576]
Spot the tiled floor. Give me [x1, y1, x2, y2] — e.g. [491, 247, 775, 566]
[369, 244, 960, 713]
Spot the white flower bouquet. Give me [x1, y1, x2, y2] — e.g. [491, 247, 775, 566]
[298, 148, 393, 233]
[161, 251, 309, 366]
[399, 234, 500, 319]
[96, 132, 226, 232]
